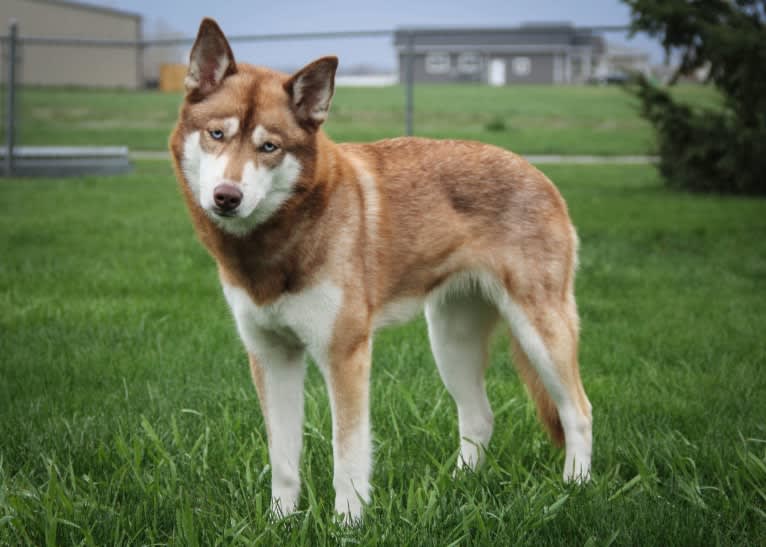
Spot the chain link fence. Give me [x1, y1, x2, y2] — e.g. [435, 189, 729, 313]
[1, 21, 646, 176]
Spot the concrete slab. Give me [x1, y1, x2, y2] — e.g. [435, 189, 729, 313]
[1, 146, 132, 177]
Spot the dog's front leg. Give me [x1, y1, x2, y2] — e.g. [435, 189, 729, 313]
[321, 335, 373, 521]
[247, 338, 306, 517]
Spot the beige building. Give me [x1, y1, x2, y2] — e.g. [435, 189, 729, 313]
[0, 0, 142, 88]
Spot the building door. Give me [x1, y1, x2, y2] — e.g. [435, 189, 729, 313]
[489, 58, 506, 86]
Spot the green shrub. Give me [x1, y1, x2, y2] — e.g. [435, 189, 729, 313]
[624, 0, 766, 194]
[484, 116, 507, 132]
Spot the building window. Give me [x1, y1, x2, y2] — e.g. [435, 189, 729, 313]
[457, 53, 481, 74]
[425, 52, 451, 75]
[511, 56, 532, 77]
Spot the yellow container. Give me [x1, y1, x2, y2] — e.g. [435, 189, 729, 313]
[159, 64, 187, 92]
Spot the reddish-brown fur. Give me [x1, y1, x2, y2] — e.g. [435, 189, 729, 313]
[170, 20, 590, 485]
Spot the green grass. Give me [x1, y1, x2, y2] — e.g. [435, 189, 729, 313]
[14, 84, 717, 155]
[1, 161, 764, 544]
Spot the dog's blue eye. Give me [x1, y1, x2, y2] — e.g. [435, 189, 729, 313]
[261, 142, 278, 153]
[209, 129, 224, 140]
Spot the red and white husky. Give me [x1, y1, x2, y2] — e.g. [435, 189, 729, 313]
[171, 18, 592, 520]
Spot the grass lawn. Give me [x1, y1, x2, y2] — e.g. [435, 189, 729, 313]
[1, 160, 764, 544]
[13, 84, 717, 155]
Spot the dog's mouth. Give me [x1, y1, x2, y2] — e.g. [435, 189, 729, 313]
[211, 207, 239, 218]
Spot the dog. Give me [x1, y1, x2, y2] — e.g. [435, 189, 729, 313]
[170, 18, 592, 520]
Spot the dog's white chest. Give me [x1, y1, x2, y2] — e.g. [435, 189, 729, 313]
[221, 280, 343, 363]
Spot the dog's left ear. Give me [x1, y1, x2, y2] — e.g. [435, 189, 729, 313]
[284, 56, 338, 130]
[185, 18, 237, 97]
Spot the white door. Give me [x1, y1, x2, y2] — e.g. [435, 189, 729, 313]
[489, 58, 506, 86]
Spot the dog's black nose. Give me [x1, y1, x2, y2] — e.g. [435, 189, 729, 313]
[213, 184, 242, 212]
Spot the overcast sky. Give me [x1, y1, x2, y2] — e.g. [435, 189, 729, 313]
[103, 0, 663, 71]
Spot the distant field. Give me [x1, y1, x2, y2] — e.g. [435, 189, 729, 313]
[14, 84, 718, 155]
[1, 162, 764, 544]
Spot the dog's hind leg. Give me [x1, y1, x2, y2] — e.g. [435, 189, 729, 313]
[499, 289, 592, 482]
[425, 291, 499, 470]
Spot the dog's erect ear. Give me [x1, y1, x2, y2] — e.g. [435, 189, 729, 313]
[284, 56, 338, 129]
[185, 18, 237, 97]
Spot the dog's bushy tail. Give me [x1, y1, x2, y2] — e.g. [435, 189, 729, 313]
[510, 338, 565, 447]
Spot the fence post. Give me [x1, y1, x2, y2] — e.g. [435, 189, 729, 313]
[135, 42, 145, 90]
[5, 19, 18, 177]
[404, 31, 415, 136]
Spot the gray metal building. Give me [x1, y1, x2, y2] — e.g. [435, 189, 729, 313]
[394, 24, 605, 85]
[0, 0, 142, 88]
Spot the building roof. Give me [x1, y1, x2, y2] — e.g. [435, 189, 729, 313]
[394, 24, 603, 52]
[25, 0, 141, 20]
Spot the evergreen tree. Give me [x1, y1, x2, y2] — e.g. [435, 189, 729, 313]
[623, 0, 766, 194]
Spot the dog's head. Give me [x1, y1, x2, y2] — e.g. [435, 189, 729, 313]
[171, 18, 338, 236]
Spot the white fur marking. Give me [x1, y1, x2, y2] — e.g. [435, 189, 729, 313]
[180, 129, 302, 236]
[213, 53, 230, 85]
[221, 280, 343, 371]
[222, 117, 239, 138]
[252, 124, 269, 147]
[312, 110, 328, 123]
[186, 52, 230, 91]
[181, 131, 202, 201]
[311, 86, 332, 121]
[199, 152, 230, 209]
[292, 78, 305, 106]
[241, 154, 302, 230]
[183, 74, 198, 91]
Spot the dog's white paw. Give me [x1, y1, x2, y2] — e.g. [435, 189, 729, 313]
[270, 489, 299, 518]
[562, 449, 592, 484]
[335, 503, 363, 526]
[459, 438, 486, 471]
[563, 465, 592, 484]
[334, 487, 367, 524]
[562, 418, 592, 484]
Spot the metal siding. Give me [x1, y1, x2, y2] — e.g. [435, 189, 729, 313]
[0, 0, 141, 88]
[526, 54, 555, 84]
